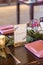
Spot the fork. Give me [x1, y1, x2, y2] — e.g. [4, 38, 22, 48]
[5, 47, 21, 64]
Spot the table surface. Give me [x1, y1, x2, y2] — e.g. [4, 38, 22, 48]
[0, 45, 43, 65]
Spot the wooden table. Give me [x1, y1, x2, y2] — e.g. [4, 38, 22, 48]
[0, 45, 43, 65]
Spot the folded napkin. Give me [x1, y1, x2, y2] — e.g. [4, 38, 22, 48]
[0, 25, 13, 30]
[0, 25, 14, 34]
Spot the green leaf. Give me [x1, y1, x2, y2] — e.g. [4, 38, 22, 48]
[26, 36, 33, 43]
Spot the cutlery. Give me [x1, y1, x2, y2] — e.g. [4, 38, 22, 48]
[5, 47, 21, 64]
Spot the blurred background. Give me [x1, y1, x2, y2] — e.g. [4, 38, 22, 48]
[0, 0, 43, 25]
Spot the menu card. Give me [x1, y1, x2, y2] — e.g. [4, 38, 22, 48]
[14, 24, 27, 47]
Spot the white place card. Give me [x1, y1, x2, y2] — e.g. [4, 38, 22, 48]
[14, 24, 27, 47]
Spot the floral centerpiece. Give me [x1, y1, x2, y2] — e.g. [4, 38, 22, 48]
[26, 19, 43, 43]
[0, 35, 14, 58]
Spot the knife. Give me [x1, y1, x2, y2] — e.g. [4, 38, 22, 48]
[5, 47, 21, 64]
